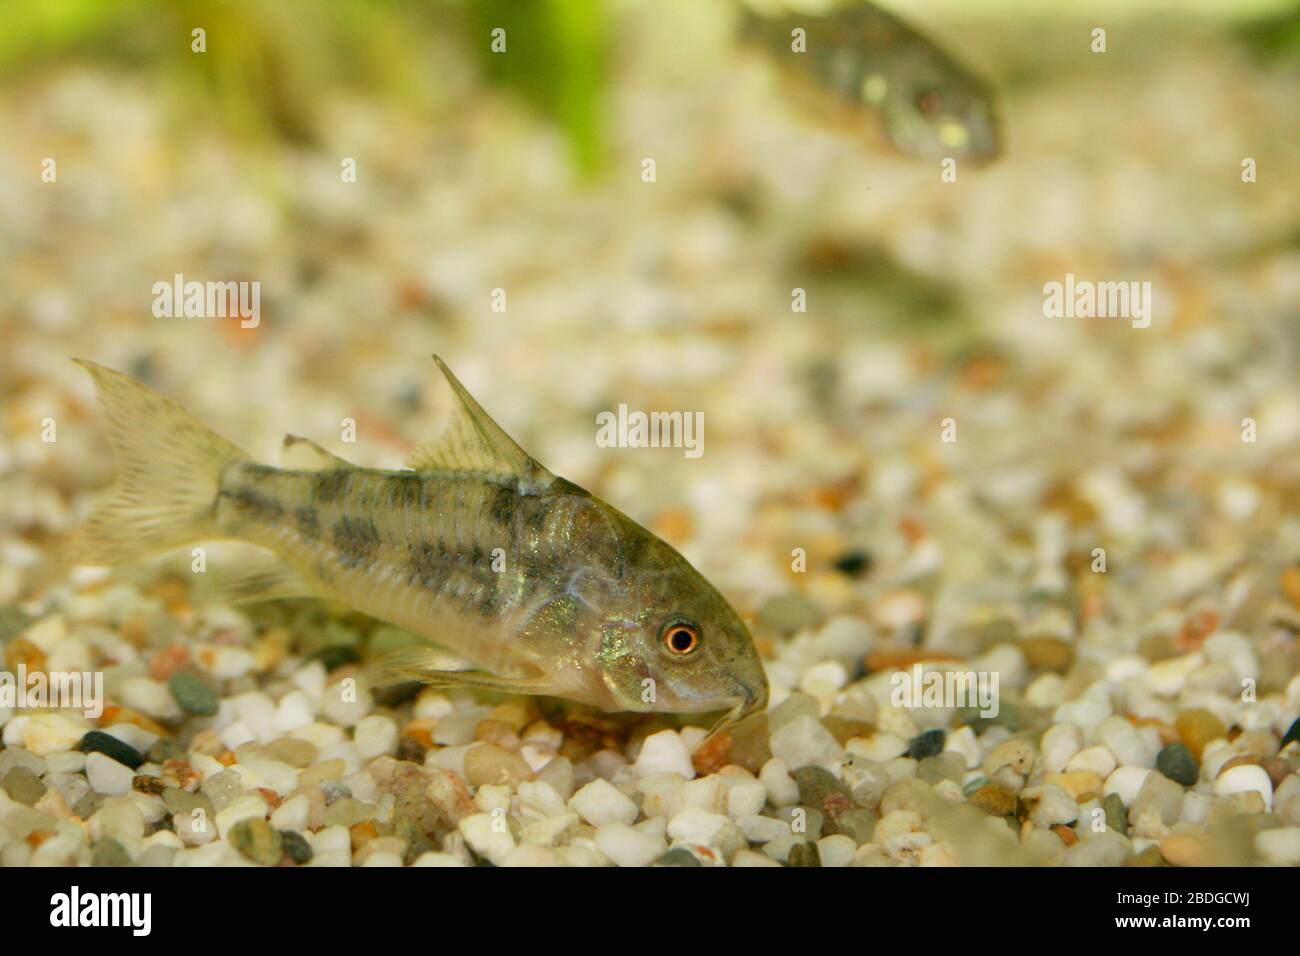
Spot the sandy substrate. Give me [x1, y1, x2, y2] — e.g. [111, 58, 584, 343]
[1, 13, 1299, 865]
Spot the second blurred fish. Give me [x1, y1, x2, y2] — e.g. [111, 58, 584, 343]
[740, 0, 1002, 163]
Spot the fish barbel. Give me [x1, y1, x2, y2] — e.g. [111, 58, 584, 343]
[740, 0, 1002, 163]
[74, 357, 769, 729]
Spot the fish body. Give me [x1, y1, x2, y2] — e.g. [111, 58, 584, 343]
[74, 358, 768, 726]
[740, 0, 1001, 163]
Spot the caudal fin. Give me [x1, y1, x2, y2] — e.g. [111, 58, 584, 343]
[74, 360, 248, 564]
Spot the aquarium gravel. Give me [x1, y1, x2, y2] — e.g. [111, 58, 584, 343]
[2, 4, 1300, 868]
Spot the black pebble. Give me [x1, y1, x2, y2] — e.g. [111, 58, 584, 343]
[1155, 742, 1199, 787]
[77, 731, 145, 770]
[908, 728, 946, 760]
[279, 830, 314, 864]
[832, 550, 872, 577]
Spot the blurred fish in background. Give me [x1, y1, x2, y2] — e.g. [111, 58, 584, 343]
[737, 0, 1002, 163]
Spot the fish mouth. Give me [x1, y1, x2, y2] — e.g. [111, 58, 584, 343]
[722, 680, 768, 729]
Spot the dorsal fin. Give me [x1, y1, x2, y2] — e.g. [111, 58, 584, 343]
[282, 435, 357, 471]
[406, 356, 553, 493]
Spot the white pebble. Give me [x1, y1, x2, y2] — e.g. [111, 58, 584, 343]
[1104, 654, 1148, 682]
[219, 720, 256, 752]
[1255, 827, 1300, 866]
[594, 822, 665, 867]
[1214, 764, 1273, 811]
[270, 794, 310, 832]
[1103, 766, 1153, 806]
[291, 660, 328, 697]
[205, 644, 254, 680]
[120, 677, 182, 720]
[21, 713, 90, 756]
[1041, 724, 1083, 773]
[770, 713, 844, 769]
[458, 812, 516, 865]
[569, 778, 638, 827]
[85, 752, 135, 796]
[410, 852, 469, 867]
[273, 691, 316, 733]
[353, 715, 398, 762]
[1143, 653, 1205, 696]
[759, 758, 800, 806]
[638, 773, 685, 819]
[95, 798, 145, 843]
[2, 715, 30, 747]
[633, 729, 695, 779]
[1067, 745, 1117, 777]
[848, 731, 908, 763]
[1097, 716, 1153, 767]
[307, 825, 353, 867]
[1025, 673, 1066, 708]
[236, 759, 298, 797]
[45, 751, 86, 774]
[516, 780, 568, 818]
[1053, 691, 1112, 727]
[737, 814, 790, 844]
[475, 784, 512, 815]
[666, 808, 730, 846]
[727, 779, 768, 818]
[800, 660, 848, 707]
[943, 725, 981, 769]
[733, 849, 782, 867]
[817, 834, 857, 867]
[290, 721, 345, 750]
[319, 680, 373, 727]
[232, 692, 277, 742]
[681, 775, 726, 813]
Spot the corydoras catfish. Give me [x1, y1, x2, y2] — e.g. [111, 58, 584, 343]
[74, 358, 769, 732]
[740, 0, 1002, 163]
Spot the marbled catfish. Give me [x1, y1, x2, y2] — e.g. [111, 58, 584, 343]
[74, 358, 769, 728]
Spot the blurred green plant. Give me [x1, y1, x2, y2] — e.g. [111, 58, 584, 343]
[0, 0, 609, 174]
[1236, 0, 1300, 62]
[462, 0, 608, 175]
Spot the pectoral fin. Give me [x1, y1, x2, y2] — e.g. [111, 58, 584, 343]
[366, 646, 555, 697]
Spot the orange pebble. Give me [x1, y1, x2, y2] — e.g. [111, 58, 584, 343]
[350, 821, 378, 852]
[1052, 824, 1079, 847]
[1175, 609, 1219, 652]
[402, 719, 436, 750]
[1281, 567, 1300, 608]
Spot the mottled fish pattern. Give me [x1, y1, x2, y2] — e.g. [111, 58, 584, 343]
[75, 357, 769, 727]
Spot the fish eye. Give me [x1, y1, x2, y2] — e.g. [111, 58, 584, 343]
[661, 620, 701, 657]
[914, 88, 942, 116]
